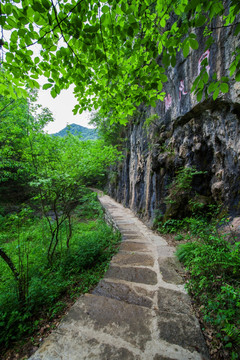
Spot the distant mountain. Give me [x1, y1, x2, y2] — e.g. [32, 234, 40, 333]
[53, 124, 98, 140]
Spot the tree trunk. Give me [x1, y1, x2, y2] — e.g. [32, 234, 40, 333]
[0, 248, 26, 304]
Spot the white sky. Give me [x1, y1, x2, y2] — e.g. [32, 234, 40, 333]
[38, 85, 94, 134]
[3, 20, 94, 134]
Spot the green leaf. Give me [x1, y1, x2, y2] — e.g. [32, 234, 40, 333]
[220, 82, 229, 93]
[158, 82, 163, 91]
[189, 38, 199, 50]
[150, 99, 156, 107]
[0, 15, 6, 26]
[42, 0, 51, 10]
[51, 89, 57, 98]
[203, 71, 209, 84]
[212, 73, 217, 80]
[197, 90, 203, 102]
[127, 26, 133, 37]
[183, 43, 189, 58]
[221, 76, 229, 82]
[101, 13, 111, 26]
[208, 81, 218, 93]
[170, 55, 176, 67]
[6, 52, 14, 62]
[195, 15, 206, 27]
[43, 83, 53, 90]
[160, 74, 168, 82]
[5, 3, 13, 15]
[34, 57, 40, 64]
[160, 18, 166, 27]
[236, 71, 240, 82]
[32, 2, 45, 13]
[213, 88, 220, 100]
[234, 23, 240, 36]
[102, 5, 109, 13]
[54, 85, 60, 95]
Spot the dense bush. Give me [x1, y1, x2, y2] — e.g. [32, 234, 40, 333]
[174, 218, 240, 358]
[156, 166, 240, 357]
[0, 195, 121, 350]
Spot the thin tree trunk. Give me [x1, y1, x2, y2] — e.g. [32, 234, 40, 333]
[0, 248, 25, 303]
[66, 214, 72, 249]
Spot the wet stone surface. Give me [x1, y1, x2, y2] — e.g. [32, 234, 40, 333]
[158, 312, 208, 356]
[119, 242, 150, 252]
[63, 294, 152, 350]
[92, 279, 153, 308]
[153, 356, 175, 360]
[105, 265, 158, 285]
[122, 235, 146, 242]
[111, 253, 154, 266]
[99, 344, 140, 360]
[157, 288, 192, 315]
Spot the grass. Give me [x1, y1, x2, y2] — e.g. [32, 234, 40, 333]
[0, 192, 121, 356]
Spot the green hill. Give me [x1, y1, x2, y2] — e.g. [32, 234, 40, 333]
[53, 124, 98, 140]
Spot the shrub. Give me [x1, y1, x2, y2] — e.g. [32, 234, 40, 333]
[176, 221, 240, 357]
[0, 196, 121, 351]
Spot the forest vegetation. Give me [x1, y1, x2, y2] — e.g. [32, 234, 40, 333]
[52, 123, 98, 140]
[0, 91, 121, 357]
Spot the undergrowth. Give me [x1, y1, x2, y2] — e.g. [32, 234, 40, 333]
[0, 192, 121, 353]
[158, 215, 240, 358]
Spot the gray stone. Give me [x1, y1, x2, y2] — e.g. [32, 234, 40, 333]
[154, 356, 175, 360]
[92, 279, 153, 308]
[158, 312, 209, 357]
[158, 287, 192, 314]
[64, 294, 152, 350]
[111, 252, 154, 266]
[98, 344, 140, 360]
[119, 241, 150, 252]
[158, 257, 185, 284]
[105, 265, 158, 285]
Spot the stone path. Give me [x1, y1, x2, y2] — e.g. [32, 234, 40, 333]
[29, 194, 209, 360]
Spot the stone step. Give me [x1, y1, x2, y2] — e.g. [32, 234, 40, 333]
[158, 257, 185, 285]
[29, 194, 209, 360]
[29, 294, 208, 360]
[105, 265, 158, 285]
[111, 252, 155, 267]
[92, 279, 154, 308]
[119, 241, 152, 252]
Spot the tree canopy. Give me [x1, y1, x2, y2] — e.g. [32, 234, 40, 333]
[1, 0, 240, 123]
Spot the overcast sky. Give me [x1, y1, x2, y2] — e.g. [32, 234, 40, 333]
[37, 85, 94, 134]
[3, 28, 94, 134]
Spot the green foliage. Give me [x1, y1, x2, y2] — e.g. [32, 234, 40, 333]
[89, 111, 126, 146]
[143, 114, 159, 129]
[53, 123, 98, 140]
[0, 91, 122, 353]
[0, 91, 53, 202]
[175, 219, 240, 357]
[158, 218, 187, 233]
[157, 166, 211, 223]
[0, 94, 121, 262]
[1, 1, 239, 124]
[168, 167, 207, 193]
[0, 195, 121, 349]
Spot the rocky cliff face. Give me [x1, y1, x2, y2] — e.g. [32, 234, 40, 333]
[108, 17, 240, 224]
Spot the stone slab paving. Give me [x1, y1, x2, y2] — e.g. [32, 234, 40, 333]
[29, 194, 209, 360]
